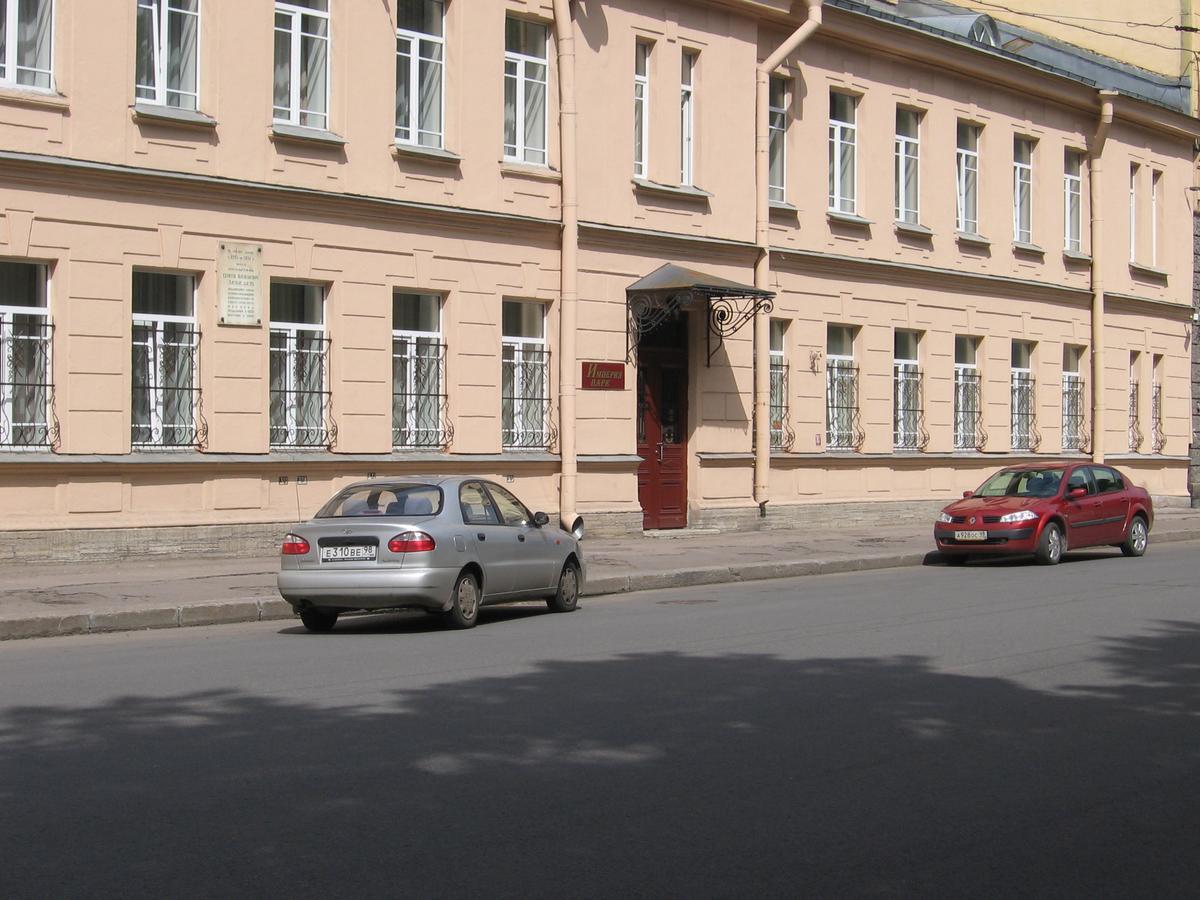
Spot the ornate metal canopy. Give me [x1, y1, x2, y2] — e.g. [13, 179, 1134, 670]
[625, 264, 775, 366]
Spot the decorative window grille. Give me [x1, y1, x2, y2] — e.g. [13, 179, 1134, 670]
[828, 92, 857, 214]
[0, 262, 53, 449]
[1011, 340, 1037, 451]
[680, 50, 696, 186]
[825, 324, 859, 450]
[269, 282, 330, 448]
[395, 0, 444, 148]
[894, 108, 920, 224]
[769, 319, 790, 450]
[0, 0, 53, 90]
[393, 292, 448, 449]
[1061, 375, 1086, 452]
[633, 41, 650, 178]
[502, 300, 549, 449]
[1064, 150, 1083, 253]
[136, 0, 199, 110]
[893, 330, 923, 450]
[953, 335, 982, 450]
[956, 122, 980, 234]
[131, 272, 201, 448]
[1128, 351, 1142, 452]
[768, 77, 786, 203]
[1013, 137, 1033, 244]
[273, 0, 329, 130]
[1151, 379, 1165, 454]
[503, 17, 548, 165]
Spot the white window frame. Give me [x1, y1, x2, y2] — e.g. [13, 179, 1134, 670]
[680, 50, 696, 186]
[131, 273, 198, 449]
[0, 263, 51, 450]
[768, 77, 787, 203]
[503, 17, 549, 166]
[273, 0, 330, 130]
[269, 285, 327, 449]
[894, 108, 920, 225]
[956, 123, 980, 234]
[0, 0, 54, 90]
[501, 301, 549, 448]
[953, 337, 980, 450]
[633, 41, 649, 179]
[136, 0, 200, 111]
[1129, 351, 1142, 451]
[1151, 169, 1161, 266]
[1064, 151, 1082, 253]
[1061, 345, 1085, 452]
[1011, 341, 1035, 451]
[828, 92, 857, 214]
[826, 325, 857, 450]
[893, 330, 921, 450]
[1013, 137, 1033, 244]
[769, 319, 787, 449]
[392, 293, 443, 449]
[1129, 164, 1138, 262]
[395, 2, 445, 148]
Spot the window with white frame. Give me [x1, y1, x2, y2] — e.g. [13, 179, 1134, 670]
[395, 0, 444, 148]
[269, 282, 329, 448]
[768, 77, 787, 203]
[893, 330, 922, 450]
[503, 17, 548, 166]
[956, 122, 980, 234]
[502, 299, 549, 448]
[1151, 169, 1162, 266]
[135, 0, 199, 111]
[273, 0, 329, 130]
[895, 108, 920, 225]
[0, 0, 53, 89]
[1064, 150, 1083, 253]
[633, 40, 650, 178]
[1013, 137, 1034, 244]
[680, 50, 696, 185]
[828, 92, 857, 214]
[393, 291, 446, 449]
[0, 261, 52, 448]
[1128, 350, 1142, 451]
[769, 319, 787, 449]
[132, 272, 199, 448]
[954, 335, 981, 450]
[1151, 353, 1165, 452]
[826, 324, 858, 450]
[1061, 344, 1086, 452]
[1128, 163, 1138, 262]
[1011, 340, 1036, 451]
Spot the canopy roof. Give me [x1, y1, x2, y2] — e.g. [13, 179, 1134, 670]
[626, 263, 771, 299]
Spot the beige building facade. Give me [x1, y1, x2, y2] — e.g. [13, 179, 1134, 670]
[0, 0, 1196, 548]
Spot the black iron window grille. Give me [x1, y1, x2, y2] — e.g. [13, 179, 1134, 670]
[502, 342, 550, 449]
[826, 359, 862, 450]
[954, 368, 985, 450]
[1011, 370, 1038, 451]
[132, 319, 203, 448]
[769, 357, 793, 450]
[893, 362, 927, 450]
[393, 336, 450, 449]
[1128, 380, 1143, 452]
[1061, 374, 1087, 452]
[270, 329, 332, 448]
[0, 314, 55, 449]
[1151, 381, 1165, 453]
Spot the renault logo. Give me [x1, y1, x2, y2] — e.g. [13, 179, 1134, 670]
[969, 517, 976, 525]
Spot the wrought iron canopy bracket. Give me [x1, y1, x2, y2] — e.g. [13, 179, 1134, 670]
[705, 293, 773, 366]
[626, 288, 774, 367]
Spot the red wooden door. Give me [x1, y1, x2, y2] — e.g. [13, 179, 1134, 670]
[637, 346, 688, 529]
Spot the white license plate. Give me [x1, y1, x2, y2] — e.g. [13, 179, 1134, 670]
[320, 545, 377, 563]
[955, 530, 988, 542]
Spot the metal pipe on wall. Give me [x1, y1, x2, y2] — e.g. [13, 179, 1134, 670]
[1090, 91, 1116, 464]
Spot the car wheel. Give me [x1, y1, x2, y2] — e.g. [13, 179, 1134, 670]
[1035, 521, 1064, 566]
[1121, 516, 1149, 557]
[944, 554, 969, 566]
[547, 561, 580, 613]
[299, 607, 338, 633]
[443, 570, 480, 629]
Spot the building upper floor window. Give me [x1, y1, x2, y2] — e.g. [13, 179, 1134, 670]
[501, 299, 548, 448]
[895, 108, 920, 224]
[273, 0, 329, 130]
[131, 271, 199, 448]
[1128, 163, 1138, 262]
[768, 77, 787, 203]
[269, 281, 329, 448]
[828, 92, 857, 214]
[1013, 137, 1034, 244]
[395, 0, 444, 148]
[135, 0, 199, 111]
[0, 0, 53, 90]
[1064, 150, 1083, 253]
[0, 261, 52, 449]
[680, 49, 696, 186]
[503, 16, 548, 166]
[956, 122, 981, 235]
[1150, 169, 1162, 266]
[633, 40, 650, 178]
[393, 291, 446, 449]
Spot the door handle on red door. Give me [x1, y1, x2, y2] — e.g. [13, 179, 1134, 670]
[657, 441, 665, 462]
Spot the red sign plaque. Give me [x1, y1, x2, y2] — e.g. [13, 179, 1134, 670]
[580, 361, 626, 391]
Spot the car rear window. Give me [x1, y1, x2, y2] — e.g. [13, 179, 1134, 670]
[316, 484, 443, 518]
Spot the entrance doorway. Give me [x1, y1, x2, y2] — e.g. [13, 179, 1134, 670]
[636, 315, 688, 529]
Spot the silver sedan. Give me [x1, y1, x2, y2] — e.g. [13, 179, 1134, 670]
[277, 476, 586, 632]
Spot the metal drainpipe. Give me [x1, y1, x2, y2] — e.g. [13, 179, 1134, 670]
[552, 0, 579, 529]
[1090, 91, 1116, 464]
[754, 0, 823, 514]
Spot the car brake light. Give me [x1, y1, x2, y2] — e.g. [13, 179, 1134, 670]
[281, 534, 310, 555]
[388, 531, 436, 553]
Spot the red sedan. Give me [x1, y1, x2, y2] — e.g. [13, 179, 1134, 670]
[934, 462, 1153, 565]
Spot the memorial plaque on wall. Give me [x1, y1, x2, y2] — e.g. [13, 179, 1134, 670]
[218, 241, 264, 326]
[580, 361, 626, 390]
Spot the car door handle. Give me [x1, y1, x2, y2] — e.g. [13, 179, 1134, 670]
[518, 533, 526, 542]
[477, 533, 486, 541]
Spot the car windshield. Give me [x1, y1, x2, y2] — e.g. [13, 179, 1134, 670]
[316, 484, 443, 518]
[975, 468, 1064, 499]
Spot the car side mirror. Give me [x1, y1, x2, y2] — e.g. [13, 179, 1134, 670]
[532, 511, 550, 527]
[1068, 487, 1087, 500]
[962, 490, 974, 499]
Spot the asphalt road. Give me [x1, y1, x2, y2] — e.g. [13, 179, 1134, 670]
[2, 545, 1198, 898]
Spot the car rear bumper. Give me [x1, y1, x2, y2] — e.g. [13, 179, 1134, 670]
[934, 526, 1036, 554]
[277, 565, 460, 612]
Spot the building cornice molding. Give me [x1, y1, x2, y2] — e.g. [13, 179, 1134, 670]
[1104, 291, 1194, 319]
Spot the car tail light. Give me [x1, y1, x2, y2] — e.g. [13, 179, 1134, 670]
[281, 534, 310, 555]
[388, 531, 436, 553]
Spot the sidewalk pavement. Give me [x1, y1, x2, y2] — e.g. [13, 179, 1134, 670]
[4, 507, 1200, 641]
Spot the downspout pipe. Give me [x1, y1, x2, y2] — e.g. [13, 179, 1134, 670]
[754, 0, 822, 513]
[553, 0, 579, 529]
[1090, 91, 1116, 464]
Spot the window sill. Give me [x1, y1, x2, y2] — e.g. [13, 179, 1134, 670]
[393, 142, 461, 165]
[1063, 249, 1092, 263]
[894, 220, 933, 237]
[827, 210, 873, 227]
[0, 84, 67, 110]
[270, 123, 346, 148]
[500, 161, 561, 182]
[1129, 261, 1169, 280]
[632, 178, 713, 200]
[955, 231, 991, 248]
[132, 102, 216, 129]
[1012, 241, 1044, 256]
[769, 199, 798, 214]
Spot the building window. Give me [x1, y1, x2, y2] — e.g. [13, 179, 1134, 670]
[828, 92, 857, 214]
[1151, 170, 1162, 266]
[1128, 164, 1138, 262]
[393, 291, 446, 449]
[1011, 340, 1036, 451]
[1128, 350, 1142, 451]
[632, 40, 650, 178]
[769, 319, 788, 450]
[680, 50, 696, 186]
[768, 77, 787, 203]
[956, 122, 980, 234]
[826, 324, 859, 450]
[269, 282, 329, 448]
[1064, 150, 1083, 253]
[503, 16, 548, 166]
[954, 335, 982, 450]
[135, 0, 199, 111]
[0, 0, 53, 90]
[132, 272, 199, 448]
[395, 0, 444, 148]
[1151, 353, 1165, 453]
[1061, 344, 1086, 452]
[502, 299, 549, 448]
[0, 261, 52, 448]
[1013, 137, 1033, 244]
[894, 108, 920, 225]
[893, 330, 923, 450]
[273, 0, 329, 130]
